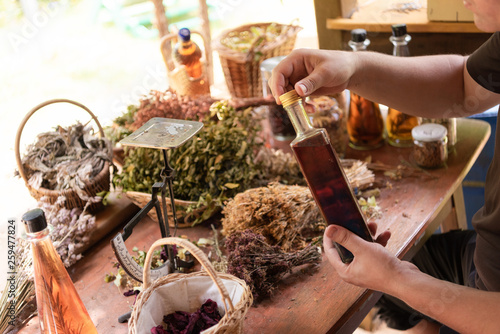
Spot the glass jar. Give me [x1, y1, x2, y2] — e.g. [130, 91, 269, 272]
[422, 118, 457, 148]
[306, 95, 349, 158]
[412, 123, 448, 168]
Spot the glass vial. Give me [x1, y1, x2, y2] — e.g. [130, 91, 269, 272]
[347, 29, 385, 150]
[23, 209, 98, 334]
[279, 90, 373, 263]
[173, 28, 203, 78]
[412, 123, 448, 168]
[386, 24, 421, 147]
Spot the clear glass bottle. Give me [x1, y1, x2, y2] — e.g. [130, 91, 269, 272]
[347, 29, 385, 150]
[386, 24, 421, 147]
[279, 90, 373, 263]
[173, 28, 203, 78]
[23, 208, 98, 334]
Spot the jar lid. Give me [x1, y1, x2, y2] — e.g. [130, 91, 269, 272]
[260, 56, 287, 73]
[412, 123, 448, 142]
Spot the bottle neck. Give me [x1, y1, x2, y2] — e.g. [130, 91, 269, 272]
[390, 34, 411, 57]
[283, 100, 314, 135]
[26, 226, 50, 242]
[348, 39, 370, 52]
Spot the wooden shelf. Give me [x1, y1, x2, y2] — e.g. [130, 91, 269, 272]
[326, 2, 482, 33]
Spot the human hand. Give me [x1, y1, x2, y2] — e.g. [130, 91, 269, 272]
[269, 49, 355, 103]
[323, 223, 417, 293]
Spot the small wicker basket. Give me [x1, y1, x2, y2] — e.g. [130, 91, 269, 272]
[14, 99, 111, 213]
[213, 22, 302, 99]
[128, 237, 253, 334]
[160, 30, 211, 97]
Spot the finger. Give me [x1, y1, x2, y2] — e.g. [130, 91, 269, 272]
[375, 230, 391, 247]
[325, 224, 366, 256]
[323, 226, 346, 269]
[295, 70, 327, 97]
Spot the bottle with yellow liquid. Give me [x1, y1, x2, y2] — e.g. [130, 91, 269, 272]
[23, 208, 98, 334]
[347, 29, 384, 150]
[386, 24, 421, 147]
[173, 28, 203, 78]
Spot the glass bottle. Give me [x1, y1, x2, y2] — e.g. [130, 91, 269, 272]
[23, 208, 98, 334]
[173, 28, 203, 78]
[386, 24, 421, 147]
[347, 29, 385, 150]
[279, 90, 373, 263]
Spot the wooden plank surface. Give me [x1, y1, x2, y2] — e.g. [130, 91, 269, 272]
[19, 118, 490, 334]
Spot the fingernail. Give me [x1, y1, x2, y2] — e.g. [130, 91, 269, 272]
[297, 83, 308, 95]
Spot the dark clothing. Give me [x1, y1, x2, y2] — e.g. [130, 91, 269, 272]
[376, 230, 476, 330]
[378, 31, 500, 330]
[467, 31, 500, 292]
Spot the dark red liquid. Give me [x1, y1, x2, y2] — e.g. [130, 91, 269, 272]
[292, 130, 372, 262]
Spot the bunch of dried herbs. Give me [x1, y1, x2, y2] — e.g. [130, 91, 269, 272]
[18, 122, 112, 204]
[151, 299, 222, 334]
[113, 101, 264, 224]
[225, 229, 321, 303]
[222, 182, 325, 252]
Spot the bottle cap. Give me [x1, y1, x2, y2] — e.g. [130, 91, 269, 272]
[22, 208, 47, 233]
[391, 24, 407, 37]
[178, 28, 191, 42]
[279, 90, 302, 108]
[412, 123, 448, 142]
[351, 29, 367, 42]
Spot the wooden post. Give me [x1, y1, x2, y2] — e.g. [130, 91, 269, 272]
[198, 0, 213, 85]
[313, 0, 343, 50]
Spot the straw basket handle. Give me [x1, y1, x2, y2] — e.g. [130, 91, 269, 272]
[142, 237, 235, 315]
[160, 30, 209, 72]
[14, 98, 105, 186]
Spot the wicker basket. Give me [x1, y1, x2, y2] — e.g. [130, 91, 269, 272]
[213, 22, 302, 99]
[14, 99, 111, 213]
[160, 30, 211, 97]
[125, 191, 203, 229]
[128, 237, 253, 334]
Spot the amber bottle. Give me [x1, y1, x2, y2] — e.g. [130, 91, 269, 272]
[386, 24, 421, 147]
[280, 90, 373, 263]
[173, 28, 203, 78]
[347, 29, 385, 150]
[23, 208, 98, 334]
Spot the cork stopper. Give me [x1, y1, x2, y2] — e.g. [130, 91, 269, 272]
[279, 90, 302, 108]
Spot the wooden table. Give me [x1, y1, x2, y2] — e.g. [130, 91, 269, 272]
[20, 118, 490, 334]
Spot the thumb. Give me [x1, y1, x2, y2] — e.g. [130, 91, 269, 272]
[325, 225, 364, 256]
[295, 70, 326, 96]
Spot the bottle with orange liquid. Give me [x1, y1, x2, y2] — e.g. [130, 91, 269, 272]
[386, 24, 421, 147]
[173, 28, 203, 78]
[280, 90, 373, 263]
[347, 29, 385, 150]
[23, 208, 98, 334]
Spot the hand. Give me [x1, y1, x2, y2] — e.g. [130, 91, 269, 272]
[269, 49, 355, 103]
[323, 223, 417, 293]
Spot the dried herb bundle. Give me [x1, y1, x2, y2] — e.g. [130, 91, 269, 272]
[19, 122, 112, 202]
[222, 183, 324, 252]
[225, 230, 321, 303]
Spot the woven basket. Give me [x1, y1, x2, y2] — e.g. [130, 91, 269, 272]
[160, 30, 211, 97]
[125, 191, 203, 229]
[128, 237, 253, 334]
[14, 99, 111, 213]
[213, 22, 302, 99]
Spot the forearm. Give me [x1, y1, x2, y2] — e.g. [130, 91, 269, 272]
[348, 52, 472, 118]
[388, 266, 500, 333]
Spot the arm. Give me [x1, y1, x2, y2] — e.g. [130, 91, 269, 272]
[269, 49, 500, 118]
[323, 225, 500, 334]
